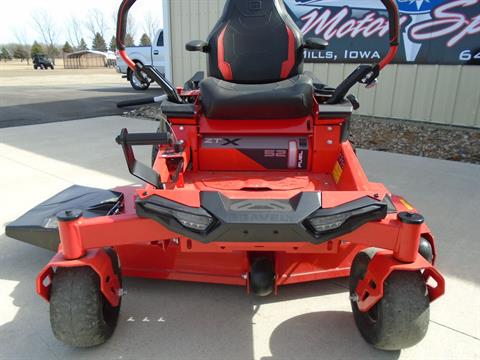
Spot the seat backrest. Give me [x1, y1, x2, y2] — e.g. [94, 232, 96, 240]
[206, 0, 304, 84]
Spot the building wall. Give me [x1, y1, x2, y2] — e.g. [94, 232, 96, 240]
[167, 0, 480, 128]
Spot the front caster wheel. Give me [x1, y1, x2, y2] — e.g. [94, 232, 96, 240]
[50, 252, 122, 347]
[349, 248, 430, 350]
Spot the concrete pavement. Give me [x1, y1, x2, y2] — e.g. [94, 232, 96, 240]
[0, 116, 479, 360]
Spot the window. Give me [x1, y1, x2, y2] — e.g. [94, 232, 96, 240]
[157, 31, 164, 47]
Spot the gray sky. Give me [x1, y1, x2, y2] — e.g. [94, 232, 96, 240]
[0, 0, 163, 45]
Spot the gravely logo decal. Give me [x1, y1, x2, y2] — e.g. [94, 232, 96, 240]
[284, 0, 480, 65]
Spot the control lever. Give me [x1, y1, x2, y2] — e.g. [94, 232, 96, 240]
[346, 94, 360, 110]
[117, 94, 167, 108]
[137, 63, 184, 104]
[327, 65, 379, 104]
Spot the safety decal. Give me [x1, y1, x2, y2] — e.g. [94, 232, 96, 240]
[398, 197, 415, 211]
[332, 152, 345, 184]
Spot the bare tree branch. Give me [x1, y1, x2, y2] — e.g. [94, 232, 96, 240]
[143, 13, 160, 41]
[13, 26, 28, 44]
[12, 26, 31, 64]
[31, 9, 57, 45]
[127, 15, 137, 40]
[67, 17, 83, 49]
[85, 9, 108, 41]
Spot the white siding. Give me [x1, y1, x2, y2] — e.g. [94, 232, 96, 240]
[167, 0, 480, 128]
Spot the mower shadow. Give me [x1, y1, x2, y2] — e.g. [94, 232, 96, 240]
[263, 311, 400, 360]
[0, 85, 160, 129]
[0, 95, 125, 128]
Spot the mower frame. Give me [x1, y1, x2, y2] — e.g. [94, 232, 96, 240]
[5, 0, 445, 350]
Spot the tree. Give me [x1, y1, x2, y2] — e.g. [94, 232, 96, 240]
[124, 33, 135, 47]
[13, 45, 29, 62]
[67, 17, 83, 50]
[14, 27, 31, 64]
[31, 10, 58, 62]
[47, 44, 60, 59]
[139, 33, 151, 46]
[143, 13, 160, 41]
[1, 47, 12, 62]
[78, 38, 88, 51]
[62, 41, 73, 53]
[92, 33, 108, 52]
[85, 9, 108, 40]
[31, 41, 44, 57]
[109, 36, 117, 51]
[127, 16, 136, 45]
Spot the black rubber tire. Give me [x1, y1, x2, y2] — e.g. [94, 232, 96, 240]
[349, 248, 430, 350]
[151, 115, 170, 167]
[128, 64, 151, 91]
[419, 236, 434, 263]
[49, 251, 121, 347]
[33, 65, 38, 69]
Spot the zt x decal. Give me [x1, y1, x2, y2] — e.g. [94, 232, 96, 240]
[203, 138, 240, 146]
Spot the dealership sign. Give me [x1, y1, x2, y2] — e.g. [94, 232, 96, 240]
[284, 0, 480, 64]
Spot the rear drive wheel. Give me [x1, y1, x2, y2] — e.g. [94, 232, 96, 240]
[49, 250, 121, 347]
[349, 248, 430, 350]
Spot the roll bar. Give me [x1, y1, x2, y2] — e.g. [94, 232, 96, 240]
[378, 0, 400, 70]
[326, 0, 399, 104]
[116, 0, 137, 69]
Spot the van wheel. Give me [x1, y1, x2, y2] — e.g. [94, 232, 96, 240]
[128, 65, 151, 91]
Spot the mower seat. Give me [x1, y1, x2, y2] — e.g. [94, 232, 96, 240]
[193, 0, 314, 119]
[200, 74, 313, 120]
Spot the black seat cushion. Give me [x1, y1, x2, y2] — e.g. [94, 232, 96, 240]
[200, 74, 313, 120]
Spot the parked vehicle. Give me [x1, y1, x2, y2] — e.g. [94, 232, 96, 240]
[33, 54, 54, 70]
[115, 29, 166, 90]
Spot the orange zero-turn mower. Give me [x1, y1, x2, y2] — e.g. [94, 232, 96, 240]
[6, 0, 444, 350]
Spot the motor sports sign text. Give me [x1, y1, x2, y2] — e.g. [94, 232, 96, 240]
[284, 0, 480, 64]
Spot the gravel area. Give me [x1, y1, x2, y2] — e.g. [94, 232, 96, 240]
[125, 106, 480, 164]
[351, 116, 480, 164]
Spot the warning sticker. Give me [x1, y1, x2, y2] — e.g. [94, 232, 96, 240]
[399, 197, 415, 211]
[332, 153, 345, 184]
